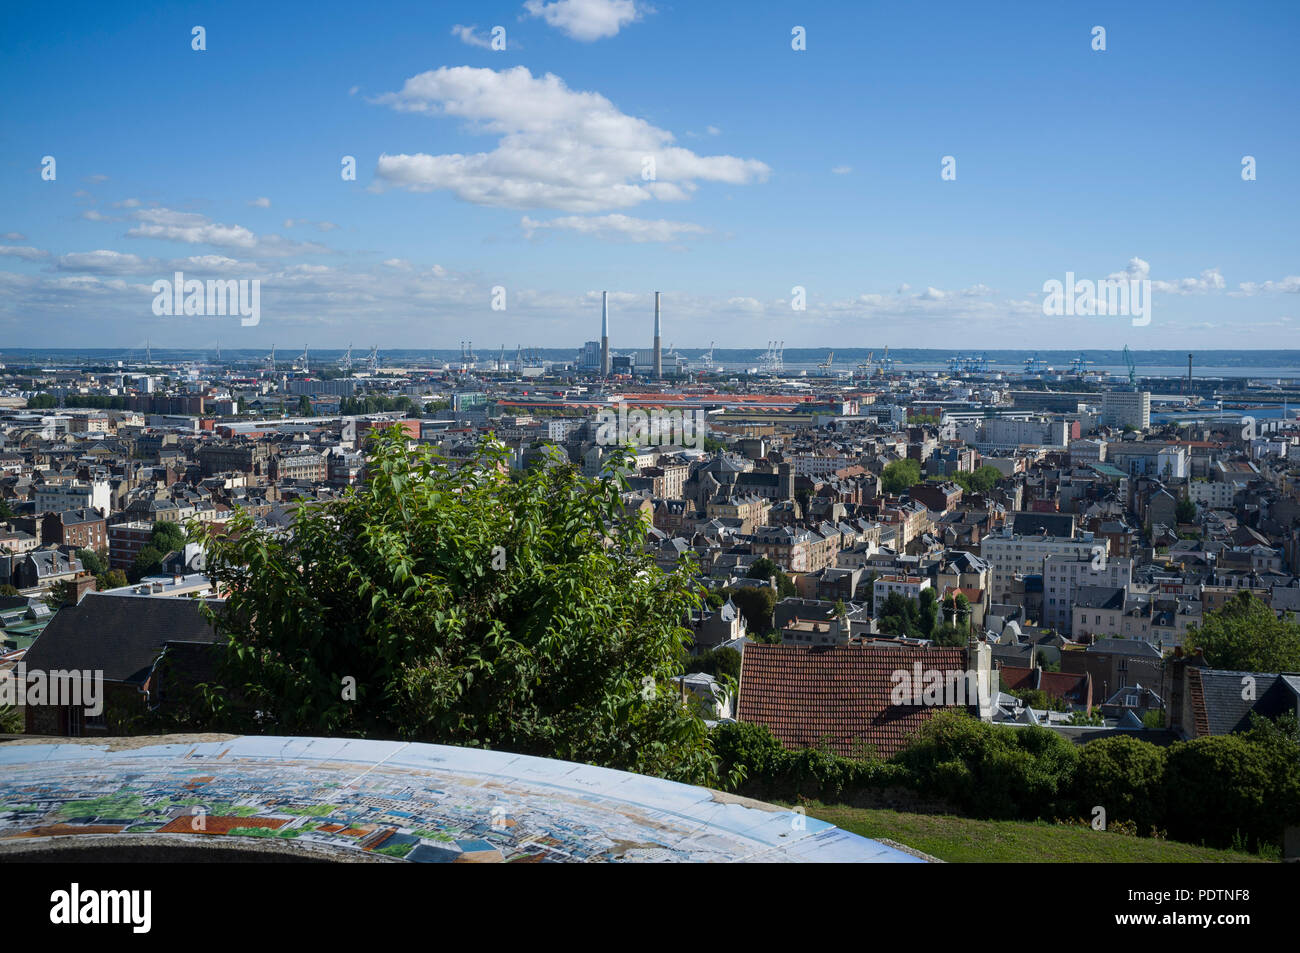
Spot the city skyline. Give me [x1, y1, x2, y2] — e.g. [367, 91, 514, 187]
[2, 0, 1297, 348]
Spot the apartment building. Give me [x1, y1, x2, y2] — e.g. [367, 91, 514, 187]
[1042, 552, 1133, 634]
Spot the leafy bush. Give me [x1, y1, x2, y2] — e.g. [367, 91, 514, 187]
[194, 427, 717, 784]
[892, 711, 1079, 819]
[1075, 735, 1167, 832]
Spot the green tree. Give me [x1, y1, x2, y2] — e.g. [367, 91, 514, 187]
[0, 497, 14, 520]
[97, 569, 127, 591]
[0, 584, 18, 597]
[728, 585, 778, 636]
[127, 545, 163, 583]
[192, 428, 718, 783]
[916, 587, 938, 638]
[1185, 591, 1300, 671]
[746, 558, 797, 598]
[76, 548, 104, 576]
[297, 394, 314, 417]
[1175, 497, 1197, 523]
[151, 521, 186, 554]
[877, 591, 920, 638]
[1075, 735, 1167, 832]
[881, 458, 921, 495]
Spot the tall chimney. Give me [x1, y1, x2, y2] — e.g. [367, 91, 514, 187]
[1187, 353, 1193, 393]
[600, 291, 610, 377]
[653, 291, 663, 380]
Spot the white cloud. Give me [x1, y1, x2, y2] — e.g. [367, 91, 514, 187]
[706, 125, 721, 136]
[1, 232, 26, 241]
[521, 213, 709, 242]
[56, 249, 146, 273]
[523, 0, 643, 41]
[248, 197, 271, 208]
[0, 245, 48, 261]
[1237, 276, 1300, 295]
[831, 165, 852, 175]
[372, 66, 768, 212]
[124, 207, 329, 256]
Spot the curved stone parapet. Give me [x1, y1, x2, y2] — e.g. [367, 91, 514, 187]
[0, 735, 921, 863]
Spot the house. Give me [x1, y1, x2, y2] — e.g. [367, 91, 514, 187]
[19, 592, 223, 735]
[997, 664, 1093, 711]
[1161, 651, 1300, 739]
[1060, 638, 1162, 702]
[736, 640, 995, 758]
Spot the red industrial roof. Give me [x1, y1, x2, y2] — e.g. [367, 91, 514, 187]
[737, 643, 975, 758]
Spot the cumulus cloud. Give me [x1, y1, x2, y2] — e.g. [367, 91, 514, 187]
[371, 66, 768, 212]
[523, 0, 644, 41]
[0, 245, 49, 261]
[1106, 258, 1224, 294]
[1, 232, 26, 241]
[125, 207, 329, 256]
[248, 197, 271, 208]
[521, 213, 709, 242]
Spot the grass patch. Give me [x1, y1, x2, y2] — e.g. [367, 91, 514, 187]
[801, 802, 1270, 863]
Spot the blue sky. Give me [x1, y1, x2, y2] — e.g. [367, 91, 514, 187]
[1, 0, 1297, 350]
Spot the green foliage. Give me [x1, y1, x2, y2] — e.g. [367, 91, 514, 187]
[1075, 735, 1167, 832]
[917, 588, 938, 639]
[297, 394, 314, 417]
[1162, 728, 1300, 853]
[127, 545, 163, 583]
[0, 584, 19, 597]
[1185, 590, 1300, 671]
[0, 497, 13, 520]
[938, 465, 1003, 496]
[25, 393, 58, 409]
[1010, 688, 1066, 712]
[746, 558, 796, 598]
[880, 458, 921, 495]
[1175, 497, 1197, 523]
[151, 521, 186, 554]
[727, 585, 777, 635]
[75, 549, 104, 576]
[338, 395, 416, 416]
[193, 426, 718, 784]
[96, 569, 127, 591]
[0, 703, 22, 733]
[711, 721, 906, 802]
[893, 711, 1080, 820]
[684, 646, 741, 682]
[877, 591, 934, 639]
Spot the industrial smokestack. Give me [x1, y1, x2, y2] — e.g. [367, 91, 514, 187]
[601, 291, 610, 377]
[1188, 353, 1193, 393]
[653, 292, 662, 380]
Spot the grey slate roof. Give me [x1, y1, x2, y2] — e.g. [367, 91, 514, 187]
[23, 592, 223, 686]
[1196, 668, 1300, 736]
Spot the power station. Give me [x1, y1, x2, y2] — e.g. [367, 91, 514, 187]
[600, 291, 610, 377]
[653, 291, 663, 380]
[585, 292, 668, 378]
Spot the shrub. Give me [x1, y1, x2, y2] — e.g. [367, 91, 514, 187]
[1075, 735, 1167, 833]
[893, 711, 1079, 819]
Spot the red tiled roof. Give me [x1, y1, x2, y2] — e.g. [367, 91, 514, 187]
[737, 643, 975, 758]
[999, 666, 1092, 706]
